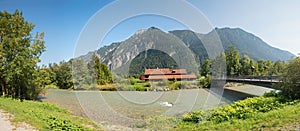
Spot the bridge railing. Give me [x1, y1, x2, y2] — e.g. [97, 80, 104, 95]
[226, 75, 281, 82]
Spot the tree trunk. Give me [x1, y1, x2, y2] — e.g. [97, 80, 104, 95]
[18, 85, 21, 101]
[1, 83, 5, 96]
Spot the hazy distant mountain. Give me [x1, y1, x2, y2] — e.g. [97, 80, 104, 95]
[78, 27, 295, 73]
[170, 27, 295, 62]
[214, 27, 294, 61]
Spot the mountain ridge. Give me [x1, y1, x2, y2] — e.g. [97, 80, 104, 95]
[78, 27, 295, 70]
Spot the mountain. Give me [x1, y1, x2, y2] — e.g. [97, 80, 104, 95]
[213, 28, 294, 61]
[78, 27, 295, 75]
[129, 49, 178, 76]
[169, 28, 295, 62]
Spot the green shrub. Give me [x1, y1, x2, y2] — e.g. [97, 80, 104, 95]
[129, 77, 142, 85]
[144, 82, 151, 87]
[98, 85, 117, 91]
[199, 75, 211, 88]
[45, 84, 59, 89]
[114, 84, 135, 91]
[176, 102, 300, 130]
[182, 95, 299, 124]
[169, 82, 181, 90]
[133, 84, 148, 91]
[156, 79, 170, 87]
[182, 110, 204, 123]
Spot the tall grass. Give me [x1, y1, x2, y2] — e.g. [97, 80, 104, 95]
[0, 97, 100, 130]
[174, 92, 300, 130]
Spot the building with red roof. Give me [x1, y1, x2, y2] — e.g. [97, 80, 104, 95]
[141, 68, 197, 81]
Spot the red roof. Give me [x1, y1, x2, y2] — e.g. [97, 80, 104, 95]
[143, 68, 196, 80]
[146, 74, 197, 80]
[144, 68, 187, 75]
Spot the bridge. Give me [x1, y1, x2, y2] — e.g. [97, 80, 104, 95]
[225, 75, 281, 89]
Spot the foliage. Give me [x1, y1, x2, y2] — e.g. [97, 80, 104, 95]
[182, 95, 298, 124]
[71, 58, 92, 89]
[88, 53, 112, 85]
[223, 46, 286, 77]
[133, 84, 148, 91]
[273, 60, 286, 75]
[176, 101, 300, 130]
[129, 77, 150, 91]
[168, 81, 182, 90]
[50, 61, 73, 89]
[0, 97, 98, 130]
[280, 57, 300, 99]
[45, 53, 113, 90]
[240, 54, 254, 75]
[0, 10, 46, 100]
[225, 46, 241, 76]
[200, 59, 211, 77]
[129, 77, 138, 85]
[210, 53, 226, 78]
[98, 84, 117, 91]
[38, 66, 54, 86]
[199, 75, 211, 88]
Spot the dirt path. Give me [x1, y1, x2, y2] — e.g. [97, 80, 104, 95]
[0, 110, 37, 131]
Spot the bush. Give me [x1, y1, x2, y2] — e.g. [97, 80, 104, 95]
[182, 95, 299, 124]
[156, 79, 169, 87]
[169, 82, 182, 90]
[280, 57, 300, 99]
[45, 84, 59, 89]
[133, 84, 148, 91]
[199, 75, 211, 88]
[98, 85, 117, 91]
[114, 84, 135, 91]
[129, 77, 142, 85]
[182, 110, 204, 123]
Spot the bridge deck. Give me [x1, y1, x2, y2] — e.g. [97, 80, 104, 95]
[223, 76, 281, 89]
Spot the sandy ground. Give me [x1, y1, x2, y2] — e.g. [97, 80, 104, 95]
[0, 110, 37, 131]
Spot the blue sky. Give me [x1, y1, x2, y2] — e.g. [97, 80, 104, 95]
[1, 0, 299, 65]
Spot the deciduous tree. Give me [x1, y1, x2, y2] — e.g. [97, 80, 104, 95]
[225, 46, 241, 76]
[0, 10, 46, 100]
[281, 57, 300, 99]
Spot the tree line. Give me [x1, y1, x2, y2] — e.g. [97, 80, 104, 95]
[200, 46, 287, 77]
[42, 53, 113, 90]
[199, 46, 300, 98]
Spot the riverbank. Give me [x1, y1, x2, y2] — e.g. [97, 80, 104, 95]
[0, 97, 100, 130]
[0, 110, 36, 131]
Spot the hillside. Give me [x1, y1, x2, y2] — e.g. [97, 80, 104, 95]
[78, 27, 295, 73]
[214, 28, 294, 61]
[170, 27, 295, 62]
[129, 49, 178, 76]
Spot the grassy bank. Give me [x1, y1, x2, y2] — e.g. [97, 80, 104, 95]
[173, 93, 300, 130]
[0, 97, 100, 130]
[175, 102, 300, 130]
[143, 92, 300, 130]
